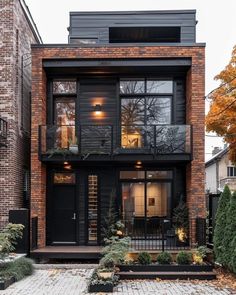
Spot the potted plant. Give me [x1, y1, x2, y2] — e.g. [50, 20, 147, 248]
[97, 267, 114, 279]
[68, 136, 78, 155]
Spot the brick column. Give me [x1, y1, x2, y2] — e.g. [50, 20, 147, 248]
[31, 50, 46, 248]
[186, 50, 206, 246]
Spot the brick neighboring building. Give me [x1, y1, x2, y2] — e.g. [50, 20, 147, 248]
[30, 10, 206, 258]
[0, 0, 42, 224]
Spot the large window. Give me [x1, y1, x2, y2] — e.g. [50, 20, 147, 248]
[120, 170, 172, 238]
[52, 80, 77, 149]
[120, 79, 173, 148]
[227, 166, 236, 177]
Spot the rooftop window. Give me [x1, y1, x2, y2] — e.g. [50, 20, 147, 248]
[109, 26, 181, 43]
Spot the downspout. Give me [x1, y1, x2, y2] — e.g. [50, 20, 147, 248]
[216, 159, 219, 193]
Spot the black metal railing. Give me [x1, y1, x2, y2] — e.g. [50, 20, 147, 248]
[122, 217, 204, 251]
[39, 124, 191, 158]
[0, 118, 7, 147]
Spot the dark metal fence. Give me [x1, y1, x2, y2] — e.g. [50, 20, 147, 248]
[122, 217, 205, 251]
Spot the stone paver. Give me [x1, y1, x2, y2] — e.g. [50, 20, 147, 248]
[113, 280, 236, 295]
[0, 267, 235, 295]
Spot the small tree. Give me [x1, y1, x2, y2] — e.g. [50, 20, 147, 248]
[229, 237, 236, 273]
[213, 185, 231, 264]
[0, 223, 24, 260]
[173, 199, 189, 242]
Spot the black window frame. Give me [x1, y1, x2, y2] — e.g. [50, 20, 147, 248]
[120, 78, 174, 126]
[120, 169, 173, 218]
[227, 166, 236, 177]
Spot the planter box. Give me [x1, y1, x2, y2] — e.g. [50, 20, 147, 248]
[0, 276, 15, 290]
[117, 263, 213, 272]
[88, 282, 113, 293]
[117, 263, 216, 280]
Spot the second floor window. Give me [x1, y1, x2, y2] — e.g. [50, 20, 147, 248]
[120, 79, 173, 126]
[227, 166, 236, 177]
[120, 79, 173, 148]
[52, 80, 77, 148]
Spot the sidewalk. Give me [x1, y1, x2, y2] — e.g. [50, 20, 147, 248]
[0, 265, 235, 295]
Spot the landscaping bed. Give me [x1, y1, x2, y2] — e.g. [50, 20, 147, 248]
[0, 276, 15, 290]
[0, 223, 35, 289]
[117, 263, 214, 272]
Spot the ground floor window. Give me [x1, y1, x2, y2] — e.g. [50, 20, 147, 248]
[120, 170, 172, 238]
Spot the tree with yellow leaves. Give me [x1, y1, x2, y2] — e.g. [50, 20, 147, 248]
[206, 45, 236, 163]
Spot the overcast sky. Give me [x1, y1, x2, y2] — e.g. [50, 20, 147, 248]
[25, 0, 236, 160]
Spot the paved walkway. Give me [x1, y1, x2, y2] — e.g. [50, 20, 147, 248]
[0, 266, 235, 295]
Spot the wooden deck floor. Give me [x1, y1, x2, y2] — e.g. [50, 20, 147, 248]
[31, 246, 102, 259]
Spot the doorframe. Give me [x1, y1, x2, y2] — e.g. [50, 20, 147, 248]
[46, 168, 79, 245]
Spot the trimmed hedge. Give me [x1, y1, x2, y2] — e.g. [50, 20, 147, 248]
[213, 185, 231, 264]
[157, 252, 172, 265]
[176, 251, 192, 265]
[137, 252, 152, 265]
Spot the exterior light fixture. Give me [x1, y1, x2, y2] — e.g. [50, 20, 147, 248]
[135, 161, 142, 169]
[94, 104, 102, 115]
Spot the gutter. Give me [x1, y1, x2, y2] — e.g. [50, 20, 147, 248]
[19, 0, 43, 44]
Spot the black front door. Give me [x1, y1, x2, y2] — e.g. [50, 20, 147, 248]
[52, 185, 77, 244]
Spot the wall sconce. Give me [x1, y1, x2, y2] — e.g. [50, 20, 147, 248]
[135, 160, 142, 169]
[94, 104, 102, 115]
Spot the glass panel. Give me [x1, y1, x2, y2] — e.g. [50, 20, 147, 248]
[53, 80, 77, 94]
[146, 97, 171, 124]
[120, 171, 145, 179]
[122, 182, 145, 236]
[120, 79, 145, 94]
[121, 125, 145, 148]
[121, 98, 145, 125]
[55, 99, 75, 126]
[155, 125, 190, 154]
[146, 182, 171, 217]
[147, 171, 173, 179]
[54, 99, 76, 149]
[146, 80, 173, 93]
[88, 175, 98, 243]
[54, 173, 75, 184]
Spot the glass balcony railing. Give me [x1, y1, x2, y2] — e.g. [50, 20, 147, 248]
[39, 124, 191, 158]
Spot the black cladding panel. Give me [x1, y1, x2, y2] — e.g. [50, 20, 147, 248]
[68, 10, 196, 44]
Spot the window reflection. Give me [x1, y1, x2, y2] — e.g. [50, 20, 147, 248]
[53, 80, 77, 94]
[55, 99, 76, 149]
[146, 80, 173, 94]
[120, 79, 145, 94]
[146, 97, 171, 125]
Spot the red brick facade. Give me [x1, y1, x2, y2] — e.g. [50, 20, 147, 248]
[31, 45, 205, 247]
[0, 0, 39, 224]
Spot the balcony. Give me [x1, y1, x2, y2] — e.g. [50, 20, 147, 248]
[39, 124, 192, 161]
[0, 118, 7, 147]
[219, 177, 236, 191]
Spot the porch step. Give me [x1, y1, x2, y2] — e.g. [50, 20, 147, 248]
[118, 271, 216, 280]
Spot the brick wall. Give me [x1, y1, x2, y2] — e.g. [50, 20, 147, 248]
[0, 0, 38, 222]
[31, 45, 205, 247]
